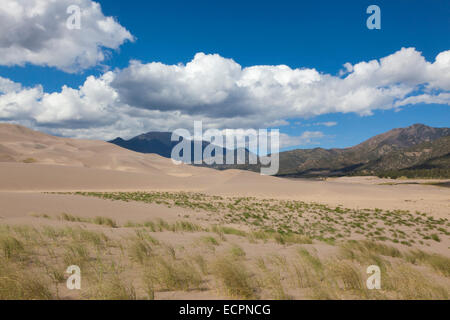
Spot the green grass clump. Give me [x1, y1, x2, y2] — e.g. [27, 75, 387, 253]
[229, 244, 246, 258]
[144, 256, 202, 291]
[93, 216, 118, 228]
[211, 225, 247, 237]
[63, 243, 90, 267]
[200, 236, 219, 246]
[430, 234, 441, 242]
[22, 158, 37, 163]
[326, 261, 364, 291]
[60, 213, 84, 222]
[341, 240, 402, 258]
[274, 233, 313, 245]
[298, 248, 323, 273]
[58, 191, 449, 246]
[212, 256, 256, 299]
[128, 238, 153, 264]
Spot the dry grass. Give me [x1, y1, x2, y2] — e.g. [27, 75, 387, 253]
[93, 216, 118, 228]
[211, 256, 257, 299]
[87, 272, 136, 300]
[383, 264, 449, 299]
[256, 257, 291, 300]
[0, 235, 25, 259]
[0, 262, 53, 299]
[143, 256, 203, 292]
[405, 250, 450, 277]
[2, 197, 449, 300]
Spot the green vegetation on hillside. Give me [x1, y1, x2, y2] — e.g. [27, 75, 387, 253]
[209, 124, 450, 178]
[377, 168, 450, 179]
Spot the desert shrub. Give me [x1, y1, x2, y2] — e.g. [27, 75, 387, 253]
[22, 158, 37, 163]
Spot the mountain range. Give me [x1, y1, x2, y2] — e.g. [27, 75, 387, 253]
[273, 124, 450, 178]
[110, 124, 450, 178]
[109, 132, 252, 164]
[110, 132, 182, 158]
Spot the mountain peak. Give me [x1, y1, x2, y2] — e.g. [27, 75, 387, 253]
[136, 131, 173, 140]
[409, 123, 428, 128]
[109, 137, 125, 143]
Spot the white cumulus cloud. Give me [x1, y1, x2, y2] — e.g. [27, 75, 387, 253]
[0, 0, 134, 72]
[0, 48, 449, 142]
[111, 48, 450, 119]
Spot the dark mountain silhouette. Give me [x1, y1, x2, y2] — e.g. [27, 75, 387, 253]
[110, 132, 176, 158]
[109, 132, 255, 164]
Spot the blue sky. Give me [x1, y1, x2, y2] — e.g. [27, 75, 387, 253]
[0, 0, 449, 150]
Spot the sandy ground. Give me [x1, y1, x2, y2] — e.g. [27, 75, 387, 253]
[1, 122, 448, 218]
[0, 123, 449, 300]
[0, 122, 448, 236]
[0, 162, 448, 218]
[0, 191, 208, 224]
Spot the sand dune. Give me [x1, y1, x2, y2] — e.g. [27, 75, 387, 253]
[0, 123, 211, 176]
[0, 123, 449, 300]
[0, 123, 449, 216]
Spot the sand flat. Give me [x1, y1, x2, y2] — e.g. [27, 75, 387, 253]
[0, 162, 449, 217]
